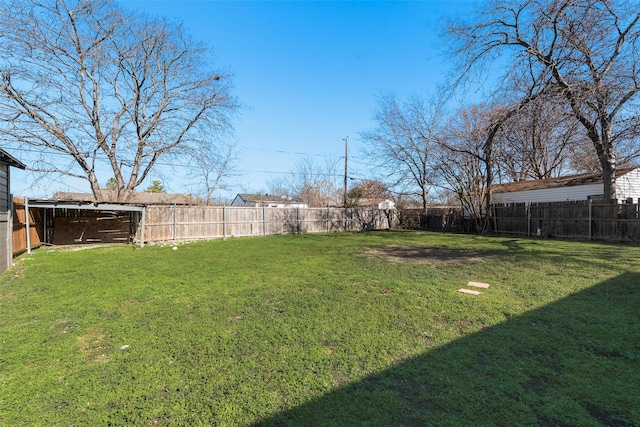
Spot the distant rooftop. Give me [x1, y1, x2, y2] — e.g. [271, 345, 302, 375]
[492, 167, 637, 193]
[235, 193, 305, 204]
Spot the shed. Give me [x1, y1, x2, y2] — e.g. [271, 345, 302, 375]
[231, 193, 308, 208]
[492, 167, 640, 204]
[22, 191, 193, 249]
[22, 198, 146, 251]
[1, 149, 26, 272]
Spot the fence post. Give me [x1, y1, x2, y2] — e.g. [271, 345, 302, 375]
[263, 206, 266, 236]
[7, 195, 13, 267]
[140, 207, 146, 248]
[527, 202, 531, 237]
[223, 205, 226, 239]
[173, 203, 177, 242]
[589, 199, 593, 241]
[43, 208, 47, 245]
[25, 197, 31, 254]
[296, 208, 300, 234]
[326, 206, 330, 233]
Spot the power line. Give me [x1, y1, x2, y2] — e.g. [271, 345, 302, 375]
[245, 147, 327, 157]
[7, 146, 375, 183]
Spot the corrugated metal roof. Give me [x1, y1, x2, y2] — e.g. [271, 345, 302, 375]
[493, 167, 637, 193]
[50, 191, 194, 205]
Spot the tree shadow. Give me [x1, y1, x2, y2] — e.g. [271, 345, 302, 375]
[255, 273, 640, 426]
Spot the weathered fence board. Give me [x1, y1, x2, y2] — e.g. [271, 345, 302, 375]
[399, 208, 463, 232]
[12, 197, 44, 255]
[138, 206, 398, 243]
[51, 210, 132, 245]
[492, 200, 640, 242]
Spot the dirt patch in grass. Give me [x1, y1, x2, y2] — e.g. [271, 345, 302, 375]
[365, 245, 494, 264]
[77, 328, 111, 364]
[51, 318, 80, 335]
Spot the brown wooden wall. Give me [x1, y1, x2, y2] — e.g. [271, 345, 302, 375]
[51, 209, 133, 245]
[12, 197, 44, 255]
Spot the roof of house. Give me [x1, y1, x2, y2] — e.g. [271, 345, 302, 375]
[50, 191, 194, 205]
[492, 167, 637, 193]
[0, 148, 26, 169]
[235, 193, 305, 204]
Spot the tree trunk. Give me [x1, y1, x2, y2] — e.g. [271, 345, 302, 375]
[597, 120, 617, 201]
[421, 185, 428, 215]
[601, 153, 617, 201]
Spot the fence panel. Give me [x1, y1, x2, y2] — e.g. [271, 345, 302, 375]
[398, 208, 462, 232]
[137, 206, 398, 243]
[12, 197, 44, 255]
[492, 200, 640, 243]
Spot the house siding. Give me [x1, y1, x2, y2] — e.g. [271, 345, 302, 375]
[492, 183, 604, 204]
[493, 168, 640, 204]
[616, 168, 640, 202]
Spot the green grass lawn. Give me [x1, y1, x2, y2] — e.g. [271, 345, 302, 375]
[1, 231, 639, 426]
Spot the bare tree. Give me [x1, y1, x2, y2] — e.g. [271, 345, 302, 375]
[268, 156, 341, 207]
[496, 95, 586, 181]
[448, 0, 640, 200]
[187, 139, 239, 205]
[296, 156, 341, 207]
[436, 104, 498, 231]
[0, 0, 238, 201]
[360, 92, 444, 214]
[344, 179, 392, 208]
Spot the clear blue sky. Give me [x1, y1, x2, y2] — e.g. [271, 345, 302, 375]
[11, 0, 479, 199]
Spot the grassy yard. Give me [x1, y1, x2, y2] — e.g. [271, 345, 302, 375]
[1, 231, 639, 426]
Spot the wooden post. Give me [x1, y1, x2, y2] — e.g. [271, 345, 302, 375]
[263, 206, 266, 236]
[173, 203, 177, 242]
[327, 206, 330, 233]
[589, 199, 593, 241]
[140, 207, 146, 248]
[527, 202, 531, 237]
[223, 205, 226, 239]
[25, 197, 31, 254]
[7, 194, 13, 268]
[43, 207, 47, 245]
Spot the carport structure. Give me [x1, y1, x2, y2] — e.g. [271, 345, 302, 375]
[23, 198, 146, 253]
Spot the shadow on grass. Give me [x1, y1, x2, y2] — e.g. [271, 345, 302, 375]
[256, 273, 640, 426]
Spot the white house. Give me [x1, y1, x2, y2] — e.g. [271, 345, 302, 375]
[377, 199, 396, 210]
[231, 193, 308, 208]
[492, 167, 640, 204]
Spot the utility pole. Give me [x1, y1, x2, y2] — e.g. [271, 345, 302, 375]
[343, 136, 348, 207]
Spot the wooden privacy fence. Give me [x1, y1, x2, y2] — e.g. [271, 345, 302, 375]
[12, 197, 44, 255]
[138, 205, 398, 243]
[399, 207, 463, 232]
[492, 200, 640, 242]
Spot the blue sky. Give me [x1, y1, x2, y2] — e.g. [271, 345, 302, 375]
[11, 0, 479, 199]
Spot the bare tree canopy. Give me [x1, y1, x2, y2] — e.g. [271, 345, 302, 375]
[449, 0, 640, 200]
[268, 156, 341, 207]
[436, 104, 499, 231]
[187, 139, 239, 205]
[0, 0, 238, 201]
[360, 92, 443, 213]
[496, 95, 587, 181]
